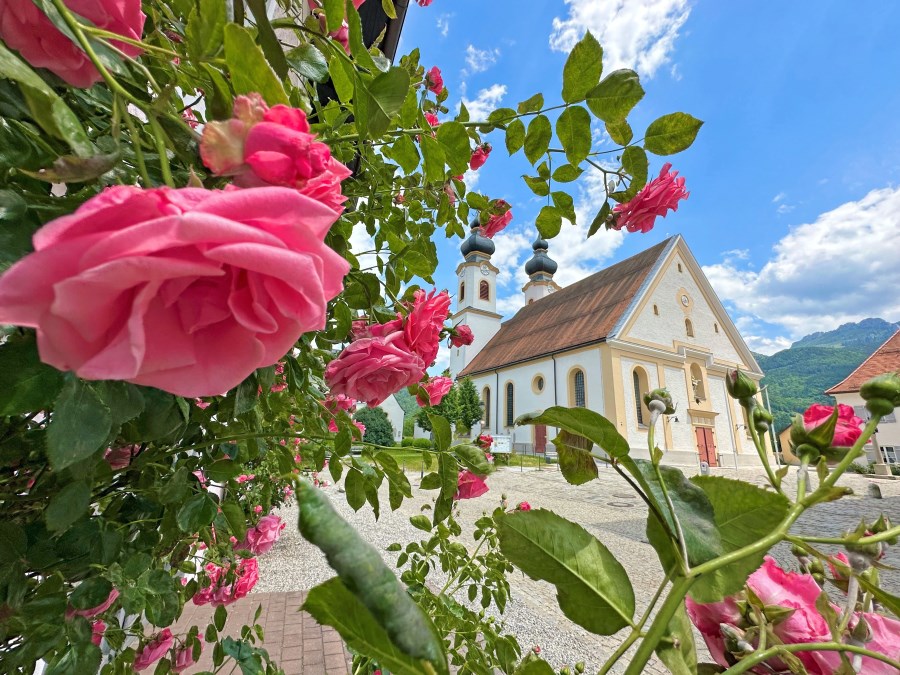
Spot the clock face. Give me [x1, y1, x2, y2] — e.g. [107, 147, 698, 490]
[681, 294, 690, 307]
[480, 264, 490, 276]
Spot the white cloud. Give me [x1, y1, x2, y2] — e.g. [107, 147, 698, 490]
[744, 334, 793, 356]
[462, 84, 507, 120]
[349, 221, 381, 273]
[464, 44, 500, 74]
[430, 344, 451, 375]
[549, 0, 691, 78]
[461, 168, 480, 192]
[776, 203, 795, 215]
[436, 14, 451, 37]
[772, 192, 786, 203]
[722, 248, 750, 261]
[702, 185, 900, 340]
[490, 230, 532, 290]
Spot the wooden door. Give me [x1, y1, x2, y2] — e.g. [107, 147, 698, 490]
[534, 425, 547, 454]
[695, 427, 717, 467]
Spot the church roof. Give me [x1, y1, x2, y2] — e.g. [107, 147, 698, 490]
[459, 238, 672, 377]
[825, 329, 900, 394]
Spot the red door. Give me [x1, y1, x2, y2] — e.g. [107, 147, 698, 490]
[695, 427, 717, 466]
[534, 425, 547, 454]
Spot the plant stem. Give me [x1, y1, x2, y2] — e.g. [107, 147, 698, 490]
[838, 574, 859, 634]
[119, 97, 152, 185]
[747, 412, 783, 495]
[649, 421, 690, 574]
[437, 536, 488, 597]
[721, 641, 900, 674]
[622, 575, 696, 675]
[791, 525, 900, 546]
[148, 116, 174, 186]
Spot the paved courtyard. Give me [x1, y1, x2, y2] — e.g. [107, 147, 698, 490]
[195, 464, 899, 674]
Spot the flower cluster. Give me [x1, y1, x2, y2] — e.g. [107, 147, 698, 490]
[235, 514, 285, 555]
[192, 557, 260, 607]
[612, 163, 688, 233]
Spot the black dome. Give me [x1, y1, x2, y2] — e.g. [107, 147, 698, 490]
[460, 225, 495, 257]
[524, 236, 557, 275]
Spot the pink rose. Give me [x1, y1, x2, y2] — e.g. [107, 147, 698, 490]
[404, 289, 451, 367]
[425, 66, 444, 95]
[236, 514, 284, 555]
[0, 186, 349, 398]
[67, 588, 119, 619]
[325, 393, 357, 413]
[424, 112, 440, 128]
[416, 376, 453, 406]
[684, 595, 743, 667]
[484, 453, 493, 462]
[133, 628, 174, 671]
[194, 398, 211, 409]
[516, 501, 531, 511]
[450, 324, 474, 347]
[827, 551, 851, 582]
[328, 417, 340, 433]
[326, 332, 425, 407]
[469, 143, 492, 170]
[173, 642, 202, 673]
[354, 420, 366, 436]
[192, 558, 259, 606]
[0, 0, 145, 88]
[803, 403, 864, 447]
[90, 620, 106, 646]
[104, 446, 134, 471]
[201, 94, 352, 215]
[612, 163, 689, 234]
[481, 200, 512, 238]
[444, 182, 457, 205]
[454, 470, 489, 500]
[849, 612, 900, 675]
[417, 0, 432, 7]
[182, 108, 199, 129]
[351, 317, 403, 340]
[477, 434, 493, 450]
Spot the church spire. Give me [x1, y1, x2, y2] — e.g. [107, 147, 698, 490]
[523, 235, 560, 305]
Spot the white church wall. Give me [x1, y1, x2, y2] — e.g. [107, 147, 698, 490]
[620, 356, 661, 449]
[709, 375, 738, 459]
[626, 254, 745, 366]
[664, 366, 693, 452]
[379, 395, 406, 443]
[449, 311, 501, 378]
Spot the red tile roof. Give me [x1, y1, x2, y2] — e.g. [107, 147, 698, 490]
[825, 329, 900, 394]
[459, 239, 670, 377]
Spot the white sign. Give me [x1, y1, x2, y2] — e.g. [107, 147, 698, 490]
[492, 435, 512, 454]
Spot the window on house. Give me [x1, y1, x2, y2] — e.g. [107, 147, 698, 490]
[678, 263, 683, 272]
[690, 363, 705, 402]
[505, 383, 514, 427]
[533, 375, 544, 393]
[633, 368, 649, 426]
[851, 405, 896, 423]
[459, 282, 465, 301]
[572, 369, 586, 408]
[653, 304, 659, 315]
[685, 318, 694, 338]
[881, 446, 897, 464]
[482, 388, 491, 429]
[714, 322, 719, 333]
[479, 280, 489, 300]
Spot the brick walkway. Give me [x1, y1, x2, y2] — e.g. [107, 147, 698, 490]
[173, 591, 351, 675]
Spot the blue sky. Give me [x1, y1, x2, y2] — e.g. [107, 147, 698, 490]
[385, 0, 900, 361]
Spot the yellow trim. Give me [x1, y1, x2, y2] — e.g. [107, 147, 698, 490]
[631, 365, 651, 430]
[502, 379, 515, 430]
[481, 385, 491, 431]
[565, 365, 588, 408]
[531, 373, 547, 395]
[657, 364, 674, 449]
[601, 346, 621, 428]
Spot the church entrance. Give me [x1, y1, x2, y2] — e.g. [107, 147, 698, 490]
[695, 427, 717, 467]
[534, 425, 547, 454]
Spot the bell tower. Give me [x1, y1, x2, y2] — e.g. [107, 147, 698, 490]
[522, 236, 560, 304]
[448, 221, 503, 378]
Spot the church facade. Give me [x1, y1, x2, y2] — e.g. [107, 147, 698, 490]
[449, 230, 773, 469]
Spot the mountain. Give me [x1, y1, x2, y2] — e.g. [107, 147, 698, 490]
[754, 318, 900, 431]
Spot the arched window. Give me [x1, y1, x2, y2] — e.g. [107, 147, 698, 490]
[690, 363, 705, 402]
[685, 318, 694, 337]
[459, 282, 465, 301]
[505, 382, 514, 427]
[479, 280, 490, 300]
[677, 263, 683, 272]
[633, 368, 650, 427]
[714, 322, 719, 333]
[653, 304, 659, 315]
[570, 369, 586, 408]
[482, 387, 491, 429]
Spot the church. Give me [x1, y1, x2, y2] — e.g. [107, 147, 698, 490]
[448, 226, 773, 469]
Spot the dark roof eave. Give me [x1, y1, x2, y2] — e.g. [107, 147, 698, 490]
[459, 337, 608, 378]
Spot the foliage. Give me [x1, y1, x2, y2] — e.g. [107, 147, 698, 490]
[354, 406, 395, 447]
[454, 377, 484, 435]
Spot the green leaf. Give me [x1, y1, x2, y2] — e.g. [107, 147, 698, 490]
[0, 334, 64, 416]
[552, 163, 584, 183]
[517, 406, 630, 458]
[496, 509, 635, 635]
[176, 493, 218, 532]
[487, 107, 518, 127]
[419, 135, 445, 183]
[345, 0, 379, 72]
[186, 0, 226, 62]
[553, 431, 598, 485]
[643, 113, 704, 156]
[434, 453, 457, 525]
[562, 31, 603, 103]
[328, 56, 355, 104]
[436, 122, 471, 176]
[344, 469, 366, 511]
[0, 523, 26, 564]
[535, 205, 562, 239]
[516, 661, 555, 675]
[215, 604, 227, 631]
[606, 119, 633, 146]
[323, 0, 345, 32]
[505, 119, 525, 155]
[622, 145, 649, 194]
[523, 114, 551, 165]
[428, 414, 451, 452]
[451, 444, 491, 475]
[286, 43, 330, 83]
[69, 577, 112, 611]
[556, 106, 592, 165]
[356, 67, 410, 139]
[221, 502, 248, 542]
[94, 381, 144, 428]
[655, 602, 698, 675]
[0, 41, 91, 156]
[304, 579, 437, 675]
[46, 379, 111, 471]
[588, 202, 611, 237]
[0, 188, 34, 266]
[419, 472, 441, 490]
[552, 191, 576, 223]
[46, 481, 91, 533]
[381, 0, 397, 18]
[21, 152, 120, 184]
[223, 23, 288, 105]
[517, 93, 544, 114]
[297, 484, 448, 672]
[689, 476, 790, 602]
[856, 575, 900, 619]
[523, 175, 549, 197]
[409, 515, 432, 532]
[586, 69, 645, 122]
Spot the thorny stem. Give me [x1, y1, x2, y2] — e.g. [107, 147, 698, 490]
[649, 418, 690, 574]
[793, 525, 900, 546]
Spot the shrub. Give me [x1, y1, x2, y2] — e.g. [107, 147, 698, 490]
[354, 407, 395, 447]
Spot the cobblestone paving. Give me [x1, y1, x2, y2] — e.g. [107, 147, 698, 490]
[252, 464, 899, 674]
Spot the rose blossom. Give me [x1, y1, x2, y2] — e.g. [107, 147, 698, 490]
[416, 376, 453, 406]
[192, 558, 259, 607]
[850, 612, 900, 675]
[803, 403, 864, 447]
[236, 514, 285, 555]
[0, 0, 145, 88]
[0, 186, 349, 398]
[425, 66, 444, 95]
[481, 201, 512, 238]
[325, 332, 425, 407]
[612, 162, 689, 233]
[67, 588, 119, 619]
[324, 393, 357, 413]
[450, 324, 474, 347]
[454, 470, 489, 500]
[90, 620, 106, 647]
[469, 143, 492, 170]
[173, 642, 202, 673]
[424, 112, 440, 128]
[354, 421, 366, 436]
[104, 446, 134, 471]
[133, 628, 174, 671]
[517, 502, 531, 511]
[201, 94, 352, 214]
[404, 289, 451, 367]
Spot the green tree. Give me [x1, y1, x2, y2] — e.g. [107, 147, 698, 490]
[354, 406, 395, 447]
[454, 378, 484, 435]
[415, 385, 459, 432]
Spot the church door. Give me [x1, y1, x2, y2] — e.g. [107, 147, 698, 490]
[695, 427, 717, 467]
[534, 425, 547, 454]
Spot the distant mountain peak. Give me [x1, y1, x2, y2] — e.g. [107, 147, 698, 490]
[791, 317, 900, 350]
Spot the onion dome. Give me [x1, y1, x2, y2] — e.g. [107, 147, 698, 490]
[524, 236, 558, 276]
[460, 222, 495, 257]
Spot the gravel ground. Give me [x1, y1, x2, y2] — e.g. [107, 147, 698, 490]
[255, 465, 900, 674]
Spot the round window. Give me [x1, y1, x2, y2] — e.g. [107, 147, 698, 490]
[535, 376, 544, 392]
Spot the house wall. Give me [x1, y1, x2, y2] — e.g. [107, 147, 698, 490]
[834, 392, 900, 465]
[379, 395, 406, 443]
